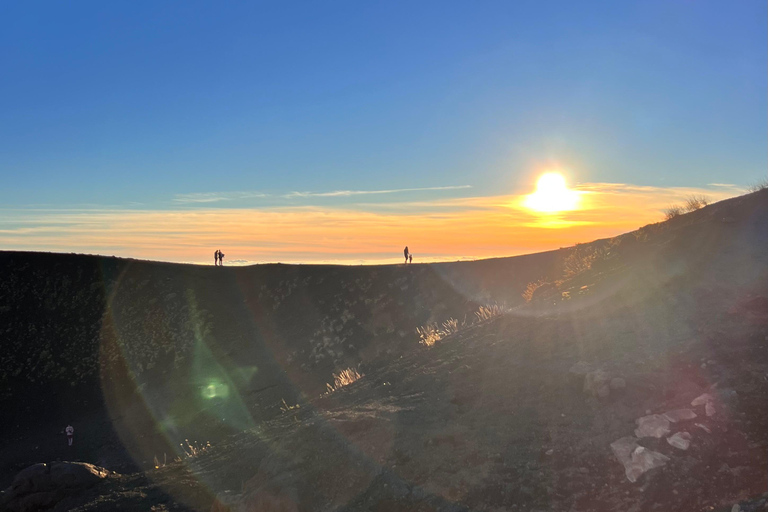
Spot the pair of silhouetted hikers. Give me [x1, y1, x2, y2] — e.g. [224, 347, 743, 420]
[214, 250, 225, 266]
[404, 246, 413, 264]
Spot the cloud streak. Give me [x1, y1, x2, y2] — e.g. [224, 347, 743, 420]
[282, 185, 472, 198]
[173, 185, 472, 203]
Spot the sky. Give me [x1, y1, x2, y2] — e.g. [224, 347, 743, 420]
[1, 1, 765, 264]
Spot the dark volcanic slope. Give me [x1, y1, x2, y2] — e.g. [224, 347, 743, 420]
[1, 190, 767, 512]
[0, 237, 559, 484]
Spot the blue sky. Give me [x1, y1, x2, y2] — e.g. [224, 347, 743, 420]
[0, 1, 765, 262]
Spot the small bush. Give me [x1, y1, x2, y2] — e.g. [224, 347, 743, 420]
[663, 205, 684, 220]
[748, 178, 768, 192]
[326, 367, 363, 393]
[684, 195, 709, 212]
[522, 279, 548, 302]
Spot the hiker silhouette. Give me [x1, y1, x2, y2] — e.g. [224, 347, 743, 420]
[404, 246, 409, 264]
[214, 250, 219, 266]
[219, 251, 225, 266]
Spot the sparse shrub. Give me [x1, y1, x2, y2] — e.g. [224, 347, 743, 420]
[325, 367, 363, 393]
[748, 178, 768, 192]
[522, 279, 548, 302]
[684, 195, 709, 212]
[663, 205, 684, 220]
[561, 244, 607, 279]
[416, 323, 443, 347]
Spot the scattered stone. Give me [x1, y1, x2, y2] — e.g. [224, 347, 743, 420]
[610, 437, 670, 483]
[663, 409, 697, 423]
[667, 432, 692, 450]
[584, 369, 611, 398]
[691, 393, 715, 407]
[545, 449, 554, 456]
[731, 504, 741, 512]
[695, 423, 712, 434]
[634, 414, 671, 438]
[705, 401, 716, 417]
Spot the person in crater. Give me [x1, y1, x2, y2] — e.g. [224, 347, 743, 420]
[65, 424, 74, 446]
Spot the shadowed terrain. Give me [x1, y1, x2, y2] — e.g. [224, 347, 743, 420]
[1, 190, 767, 511]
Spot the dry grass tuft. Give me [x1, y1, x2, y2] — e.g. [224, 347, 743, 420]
[180, 439, 211, 459]
[663, 204, 685, 220]
[326, 367, 364, 393]
[442, 317, 460, 334]
[684, 195, 710, 212]
[475, 304, 505, 321]
[416, 323, 443, 347]
[748, 178, 768, 192]
[280, 398, 300, 413]
[522, 279, 548, 302]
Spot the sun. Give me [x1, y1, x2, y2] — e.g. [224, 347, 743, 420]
[523, 172, 581, 213]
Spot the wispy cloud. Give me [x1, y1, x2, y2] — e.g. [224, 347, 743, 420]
[173, 191, 268, 203]
[173, 185, 472, 203]
[0, 182, 743, 265]
[283, 185, 472, 198]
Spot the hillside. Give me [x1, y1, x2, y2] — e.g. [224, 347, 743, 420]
[1, 189, 767, 511]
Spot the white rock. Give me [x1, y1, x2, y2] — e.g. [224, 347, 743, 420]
[691, 393, 715, 406]
[695, 423, 712, 434]
[667, 432, 692, 450]
[705, 401, 716, 417]
[610, 437, 670, 483]
[732, 505, 741, 512]
[635, 414, 671, 438]
[663, 409, 697, 423]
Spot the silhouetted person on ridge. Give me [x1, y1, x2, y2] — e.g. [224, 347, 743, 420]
[214, 250, 220, 266]
[219, 251, 225, 266]
[409, 254, 413, 264]
[404, 246, 409, 264]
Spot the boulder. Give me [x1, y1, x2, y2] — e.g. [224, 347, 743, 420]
[610, 437, 670, 483]
[1, 462, 110, 512]
[634, 414, 671, 438]
[667, 431, 692, 450]
[662, 409, 697, 423]
[691, 393, 714, 407]
[583, 369, 611, 398]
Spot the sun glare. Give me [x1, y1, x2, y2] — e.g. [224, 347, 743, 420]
[523, 172, 581, 213]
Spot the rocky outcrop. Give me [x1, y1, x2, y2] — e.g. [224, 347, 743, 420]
[0, 462, 111, 512]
